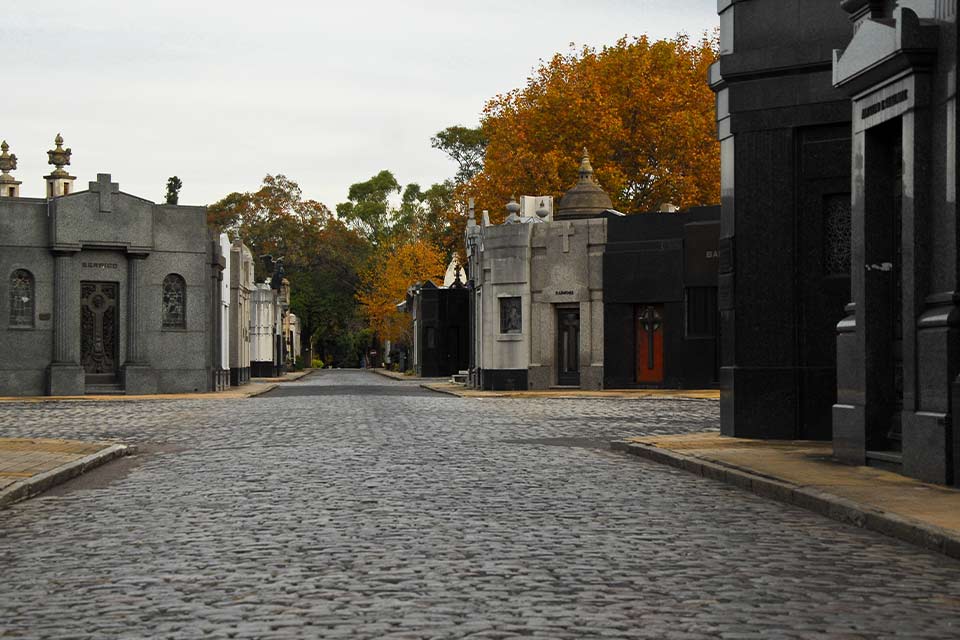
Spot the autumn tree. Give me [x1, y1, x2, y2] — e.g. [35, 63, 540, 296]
[208, 174, 330, 277]
[468, 34, 719, 219]
[356, 239, 446, 345]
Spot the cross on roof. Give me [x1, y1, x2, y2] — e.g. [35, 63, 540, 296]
[89, 173, 119, 213]
[556, 221, 575, 253]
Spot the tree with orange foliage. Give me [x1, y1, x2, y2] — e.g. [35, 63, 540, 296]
[356, 239, 447, 344]
[466, 34, 719, 220]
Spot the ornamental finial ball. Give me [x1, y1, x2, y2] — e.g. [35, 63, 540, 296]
[506, 196, 521, 215]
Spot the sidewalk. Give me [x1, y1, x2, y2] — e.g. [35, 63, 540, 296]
[0, 370, 314, 403]
[370, 368, 449, 384]
[425, 382, 720, 400]
[250, 370, 314, 383]
[612, 432, 960, 559]
[0, 438, 132, 508]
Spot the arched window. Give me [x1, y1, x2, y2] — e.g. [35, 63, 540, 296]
[162, 274, 186, 329]
[9, 269, 34, 327]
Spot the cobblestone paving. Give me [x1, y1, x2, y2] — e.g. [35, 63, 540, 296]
[1, 370, 959, 639]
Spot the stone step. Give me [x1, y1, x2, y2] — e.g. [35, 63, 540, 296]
[85, 384, 125, 396]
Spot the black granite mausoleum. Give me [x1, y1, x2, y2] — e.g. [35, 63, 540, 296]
[408, 281, 469, 378]
[714, 1, 960, 486]
[604, 207, 720, 389]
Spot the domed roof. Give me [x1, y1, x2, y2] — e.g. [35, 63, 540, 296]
[555, 149, 613, 220]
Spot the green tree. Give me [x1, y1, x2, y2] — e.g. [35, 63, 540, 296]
[431, 125, 488, 184]
[165, 176, 182, 205]
[399, 180, 460, 261]
[335, 170, 403, 246]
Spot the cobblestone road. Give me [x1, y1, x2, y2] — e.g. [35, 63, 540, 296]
[1, 370, 959, 639]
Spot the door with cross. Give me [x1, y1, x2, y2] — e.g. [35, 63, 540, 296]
[635, 304, 664, 384]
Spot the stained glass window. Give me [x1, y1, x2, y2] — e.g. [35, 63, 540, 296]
[162, 274, 186, 329]
[9, 269, 34, 327]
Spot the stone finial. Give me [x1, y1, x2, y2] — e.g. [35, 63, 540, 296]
[0, 141, 17, 178]
[504, 196, 521, 224]
[0, 140, 21, 197]
[46, 133, 73, 178]
[536, 197, 551, 219]
[578, 148, 597, 184]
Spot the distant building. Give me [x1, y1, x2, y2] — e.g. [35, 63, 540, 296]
[407, 280, 469, 378]
[465, 150, 720, 391]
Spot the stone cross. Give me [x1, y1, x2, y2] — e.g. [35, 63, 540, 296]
[89, 173, 119, 213]
[556, 222, 575, 253]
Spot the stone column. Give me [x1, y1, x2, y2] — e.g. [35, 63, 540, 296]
[52, 252, 73, 363]
[48, 251, 85, 395]
[126, 255, 146, 363]
[121, 253, 157, 394]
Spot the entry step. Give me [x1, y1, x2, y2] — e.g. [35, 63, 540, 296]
[85, 384, 125, 396]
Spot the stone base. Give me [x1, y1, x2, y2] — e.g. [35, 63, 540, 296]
[720, 366, 803, 439]
[212, 368, 230, 392]
[47, 363, 85, 396]
[230, 366, 251, 387]
[251, 361, 277, 378]
[122, 364, 158, 395]
[832, 402, 866, 465]
[903, 411, 952, 485]
[480, 369, 528, 391]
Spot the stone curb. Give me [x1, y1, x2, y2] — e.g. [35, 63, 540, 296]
[244, 383, 279, 398]
[610, 440, 960, 560]
[0, 443, 134, 509]
[370, 368, 409, 381]
[420, 384, 464, 397]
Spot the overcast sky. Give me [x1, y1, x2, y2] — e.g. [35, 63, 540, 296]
[4, 0, 717, 207]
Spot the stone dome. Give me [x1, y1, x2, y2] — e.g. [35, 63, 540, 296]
[555, 149, 614, 220]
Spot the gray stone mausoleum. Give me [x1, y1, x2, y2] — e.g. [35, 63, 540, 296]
[0, 136, 232, 396]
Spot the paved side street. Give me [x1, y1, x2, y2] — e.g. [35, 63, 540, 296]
[1, 370, 959, 639]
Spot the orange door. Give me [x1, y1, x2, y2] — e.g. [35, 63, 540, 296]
[636, 305, 664, 384]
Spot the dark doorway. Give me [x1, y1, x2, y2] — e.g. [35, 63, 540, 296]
[557, 307, 580, 386]
[80, 282, 119, 384]
[636, 304, 665, 384]
[864, 119, 903, 454]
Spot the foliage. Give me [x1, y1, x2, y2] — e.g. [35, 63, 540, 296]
[208, 174, 332, 278]
[431, 126, 488, 184]
[208, 175, 370, 368]
[311, 358, 324, 369]
[165, 176, 182, 205]
[467, 34, 719, 219]
[356, 239, 447, 344]
[335, 170, 403, 246]
[398, 180, 464, 262]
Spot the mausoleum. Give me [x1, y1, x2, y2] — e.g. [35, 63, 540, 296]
[714, 1, 960, 485]
[603, 207, 720, 389]
[0, 136, 228, 395]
